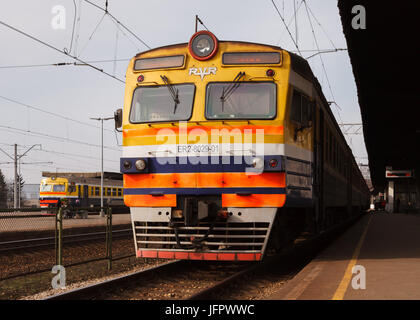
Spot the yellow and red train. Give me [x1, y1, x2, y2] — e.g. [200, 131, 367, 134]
[116, 31, 370, 261]
[39, 174, 124, 211]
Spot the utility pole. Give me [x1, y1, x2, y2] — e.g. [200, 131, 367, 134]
[0, 144, 42, 209]
[90, 116, 114, 217]
[14, 144, 18, 209]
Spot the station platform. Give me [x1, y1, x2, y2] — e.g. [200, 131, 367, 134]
[267, 212, 420, 300]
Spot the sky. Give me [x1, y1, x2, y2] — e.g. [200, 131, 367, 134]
[0, 0, 368, 184]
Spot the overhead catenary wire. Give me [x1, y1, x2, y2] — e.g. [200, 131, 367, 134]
[73, 0, 83, 56]
[64, 0, 78, 55]
[0, 19, 125, 83]
[293, 0, 298, 49]
[83, 0, 151, 50]
[0, 58, 131, 69]
[36, 147, 119, 163]
[304, 3, 337, 50]
[0, 95, 116, 134]
[0, 125, 121, 152]
[0, 147, 119, 172]
[271, 0, 302, 56]
[195, 15, 210, 32]
[305, 48, 347, 59]
[0, 143, 118, 163]
[112, 20, 119, 76]
[109, 15, 141, 52]
[78, 12, 107, 57]
[277, 0, 304, 46]
[302, 0, 342, 122]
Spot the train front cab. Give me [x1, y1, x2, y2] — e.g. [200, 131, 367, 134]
[39, 177, 69, 209]
[119, 32, 324, 261]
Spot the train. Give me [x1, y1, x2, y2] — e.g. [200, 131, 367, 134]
[39, 172, 124, 212]
[114, 30, 370, 261]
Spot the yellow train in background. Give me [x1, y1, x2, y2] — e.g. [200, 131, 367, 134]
[39, 172, 125, 212]
[114, 31, 370, 261]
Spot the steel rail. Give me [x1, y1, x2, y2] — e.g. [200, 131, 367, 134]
[44, 260, 186, 300]
[0, 229, 132, 253]
[188, 213, 363, 300]
[43, 213, 363, 300]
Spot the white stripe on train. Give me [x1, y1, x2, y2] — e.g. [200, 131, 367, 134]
[122, 143, 313, 162]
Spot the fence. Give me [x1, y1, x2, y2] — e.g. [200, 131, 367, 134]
[0, 206, 135, 298]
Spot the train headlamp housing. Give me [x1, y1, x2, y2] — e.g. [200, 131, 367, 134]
[251, 157, 264, 170]
[188, 31, 218, 61]
[123, 161, 132, 170]
[135, 159, 147, 171]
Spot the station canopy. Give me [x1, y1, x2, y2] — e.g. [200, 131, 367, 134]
[338, 0, 420, 192]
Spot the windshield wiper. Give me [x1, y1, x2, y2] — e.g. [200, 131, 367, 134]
[219, 71, 245, 112]
[160, 75, 180, 114]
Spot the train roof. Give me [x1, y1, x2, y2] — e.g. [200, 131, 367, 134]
[42, 172, 122, 180]
[131, 39, 367, 188]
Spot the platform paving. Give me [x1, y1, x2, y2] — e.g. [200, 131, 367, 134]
[267, 212, 420, 300]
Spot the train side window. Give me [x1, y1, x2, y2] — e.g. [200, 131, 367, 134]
[301, 96, 310, 126]
[103, 188, 106, 196]
[112, 188, 116, 196]
[291, 89, 311, 127]
[118, 188, 122, 196]
[95, 187, 99, 196]
[291, 90, 302, 124]
[107, 188, 111, 196]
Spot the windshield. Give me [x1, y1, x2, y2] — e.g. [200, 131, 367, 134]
[206, 82, 276, 120]
[53, 185, 65, 192]
[130, 84, 195, 123]
[40, 184, 52, 192]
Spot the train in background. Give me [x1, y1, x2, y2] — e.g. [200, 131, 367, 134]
[114, 30, 370, 261]
[39, 172, 125, 213]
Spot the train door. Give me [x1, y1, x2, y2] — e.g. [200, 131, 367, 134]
[313, 105, 325, 232]
[83, 185, 89, 207]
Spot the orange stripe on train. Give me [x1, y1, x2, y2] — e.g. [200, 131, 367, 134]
[222, 194, 286, 207]
[124, 172, 285, 189]
[123, 125, 283, 137]
[124, 194, 176, 207]
[124, 193, 285, 208]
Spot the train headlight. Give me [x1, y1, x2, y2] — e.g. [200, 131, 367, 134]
[251, 157, 264, 169]
[188, 31, 218, 61]
[123, 161, 132, 169]
[269, 159, 278, 168]
[135, 159, 147, 171]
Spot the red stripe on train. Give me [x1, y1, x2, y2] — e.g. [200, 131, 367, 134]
[40, 200, 58, 204]
[136, 250, 262, 261]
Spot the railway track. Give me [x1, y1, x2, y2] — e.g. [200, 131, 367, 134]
[44, 260, 190, 300]
[0, 228, 132, 253]
[43, 214, 361, 300]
